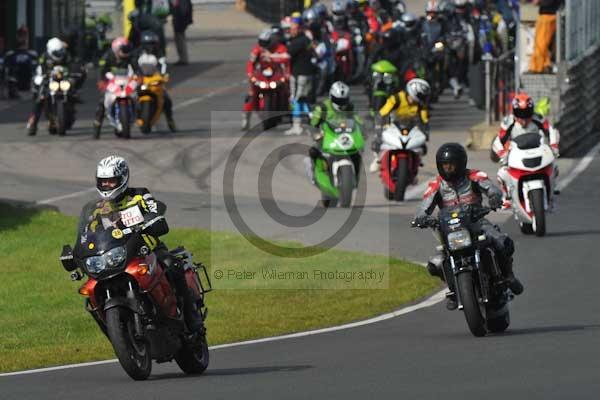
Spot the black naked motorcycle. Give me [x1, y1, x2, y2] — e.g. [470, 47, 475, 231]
[413, 206, 513, 337]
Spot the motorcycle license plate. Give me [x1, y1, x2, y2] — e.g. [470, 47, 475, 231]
[120, 205, 144, 227]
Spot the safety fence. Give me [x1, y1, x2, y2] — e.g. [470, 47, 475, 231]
[483, 50, 516, 125]
[564, 0, 600, 62]
[245, 0, 303, 23]
[556, 44, 600, 154]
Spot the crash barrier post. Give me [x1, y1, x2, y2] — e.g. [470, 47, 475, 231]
[245, 0, 304, 23]
[483, 49, 516, 126]
[554, 0, 600, 154]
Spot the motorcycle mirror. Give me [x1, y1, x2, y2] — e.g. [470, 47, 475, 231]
[60, 245, 77, 272]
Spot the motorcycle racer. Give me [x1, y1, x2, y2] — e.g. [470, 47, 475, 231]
[414, 143, 524, 310]
[131, 31, 176, 132]
[87, 155, 205, 332]
[306, 81, 362, 183]
[93, 37, 136, 137]
[370, 78, 431, 172]
[492, 93, 560, 207]
[242, 28, 290, 130]
[26, 38, 85, 136]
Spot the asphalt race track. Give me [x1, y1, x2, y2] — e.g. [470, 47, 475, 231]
[1, 4, 599, 399]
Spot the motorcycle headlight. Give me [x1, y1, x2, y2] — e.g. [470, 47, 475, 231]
[105, 246, 127, 267]
[434, 41, 444, 51]
[49, 81, 60, 91]
[259, 81, 268, 89]
[447, 229, 472, 251]
[59, 80, 71, 91]
[84, 246, 126, 274]
[269, 81, 277, 89]
[85, 255, 107, 274]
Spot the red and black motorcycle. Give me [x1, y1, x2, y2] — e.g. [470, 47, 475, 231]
[60, 200, 211, 380]
[331, 31, 353, 82]
[250, 65, 289, 131]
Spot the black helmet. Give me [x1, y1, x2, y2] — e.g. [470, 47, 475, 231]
[436, 143, 467, 182]
[140, 30, 160, 47]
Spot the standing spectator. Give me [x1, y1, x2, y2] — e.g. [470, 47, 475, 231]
[284, 13, 316, 136]
[170, 0, 193, 66]
[529, 0, 563, 73]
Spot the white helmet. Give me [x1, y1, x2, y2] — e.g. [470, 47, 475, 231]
[406, 78, 431, 104]
[96, 156, 130, 200]
[138, 53, 158, 76]
[47, 37, 66, 62]
[329, 81, 350, 111]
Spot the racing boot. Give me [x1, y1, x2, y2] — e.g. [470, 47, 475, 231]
[449, 77, 462, 99]
[93, 120, 102, 139]
[26, 115, 38, 136]
[304, 156, 316, 185]
[182, 289, 205, 334]
[501, 257, 524, 295]
[446, 292, 458, 310]
[284, 117, 304, 136]
[369, 152, 380, 173]
[241, 112, 251, 131]
[166, 116, 177, 133]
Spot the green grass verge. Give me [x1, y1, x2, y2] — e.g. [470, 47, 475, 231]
[0, 203, 439, 373]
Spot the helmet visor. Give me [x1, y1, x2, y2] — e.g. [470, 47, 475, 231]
[97, 177, 121, 191]
[513, 106, 533, 119]
[331, 95, 349, 108]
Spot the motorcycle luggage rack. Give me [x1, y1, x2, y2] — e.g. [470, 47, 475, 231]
[194, 262, 213, 295]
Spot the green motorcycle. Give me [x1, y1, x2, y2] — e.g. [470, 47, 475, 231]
[313, 117, 365, 208]
[369, 60, 398, 119]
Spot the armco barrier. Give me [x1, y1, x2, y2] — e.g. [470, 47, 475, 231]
[556, 44, 600, 154]
[245, 0, 303, 23]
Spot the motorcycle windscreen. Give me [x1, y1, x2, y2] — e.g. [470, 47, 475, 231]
[74, 199, 132, 259]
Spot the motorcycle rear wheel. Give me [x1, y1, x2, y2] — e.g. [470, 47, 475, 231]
[457, 272, 487, 337]
[106, 307, 152, 380]
[175, 333, 210, 374]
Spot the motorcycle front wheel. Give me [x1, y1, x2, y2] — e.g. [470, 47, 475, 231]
[140, 101, 152, 134]
[529, 189, 546, 237]
[106, 307, 152, 380]
[394, 158, 410, 202]
[56, 101, 66, 136]
[118, 100, 131, 139]
[337, 165, 354, 208]
[457, 272, 487, 337]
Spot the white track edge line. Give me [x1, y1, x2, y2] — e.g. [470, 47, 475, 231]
[0, 289, 445, 377]
[556, 140, 600, 191]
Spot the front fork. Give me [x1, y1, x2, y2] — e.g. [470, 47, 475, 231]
[449, 250, 487, 311]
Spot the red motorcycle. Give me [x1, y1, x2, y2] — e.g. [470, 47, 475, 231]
[379, 121, 427, 201]
[60, 200, 211, 380]
[332, 31, 353, 82]
[250, 65, 289, 131]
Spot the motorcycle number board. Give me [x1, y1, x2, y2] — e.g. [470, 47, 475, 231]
[120, 206, 145, 228]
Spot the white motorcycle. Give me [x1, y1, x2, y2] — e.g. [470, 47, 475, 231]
[378, 121, 427, 201]
[502, 132, 556, 236]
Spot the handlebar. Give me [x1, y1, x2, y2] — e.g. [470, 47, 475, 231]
[411, 207, 493, 229]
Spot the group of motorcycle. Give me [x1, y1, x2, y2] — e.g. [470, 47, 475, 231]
[29, 53, 169, 138]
